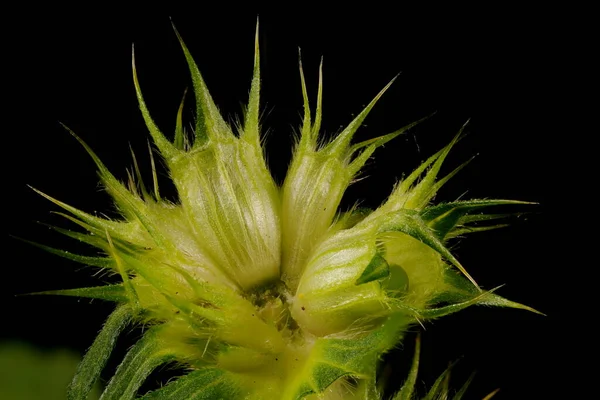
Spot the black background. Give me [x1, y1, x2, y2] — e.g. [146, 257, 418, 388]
[4, 6, 579, 399]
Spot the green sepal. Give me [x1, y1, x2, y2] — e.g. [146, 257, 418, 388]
[284, 315, 407, 399]
[323, 76, 397, 157]
[347, 116, 427, 177]
[482, 388, 501, 399]
[438, 270, 544, 315]
[68, 305, 133, 400]
[141, 368, 237, 400]
[242, 20, 261, 145]
[377, 209, 479, 289]
[400, 126, 463, 210]
[422, 361, 457, 400]
[421, 199, 533, 240]
[11, 236, 111, 268]
[334, 207, 372, 230]
[356, 252, 389, 285]
[129, 145, 150, 200]
[174, 88, 188, 150]
[132, 47, 178, 159]
[452, 372, 476, 400]
[402, 288, 502, 319]
[100, 328, 176, 400]
[445, 223, 510, 239]
[30, 187, 137, 246]
[172, 24, 231, 144]
[31, 284, 127, 303]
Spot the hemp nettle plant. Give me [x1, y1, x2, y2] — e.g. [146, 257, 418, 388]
[26, 23, 539, 399]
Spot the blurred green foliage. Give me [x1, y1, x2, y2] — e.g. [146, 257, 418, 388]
[0, 341, 101, 400]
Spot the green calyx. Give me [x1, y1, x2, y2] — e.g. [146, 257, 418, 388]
[27, 21, 538, 400]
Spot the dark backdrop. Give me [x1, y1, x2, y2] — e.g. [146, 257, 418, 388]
[4, 7, 576, 399]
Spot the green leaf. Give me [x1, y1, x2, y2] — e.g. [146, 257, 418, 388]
[100, 328, 176, 400]
[394, 335, 421, 400]
[141, 368, 238, 400]
[68, 305, 133, 400]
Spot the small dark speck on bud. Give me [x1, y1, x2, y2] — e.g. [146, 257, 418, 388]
[301, 306, 306, 311]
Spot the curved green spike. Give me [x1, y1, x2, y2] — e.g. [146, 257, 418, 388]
[298, 49, 313, 148]
[30, 186, 127, 238]
[453, 372, 476, 400]
[129, 145, 150, 200]
[62, 125, 150, 222]
[29, 284, 127, 303]
[33, 132, 165, 247]
[403, 121, 467, 209]
[58, 127, 164, 244]
[348, 116, 429, 177]
[105, 231, 139, 307]
[60, 124, 133, 199]
[423, 155, 475, 201]
[324, 75, 398, 157]
[12, 236, 112, 268]
[311, 57, 324, 139]
[242, 19, 261, 144]
[174, 87, 188, 150]
[47, 213, 144, 252]
[446, 224, 510, 239]
[132, 47, 178, 159]
[482, 388, 501, 400]
[395, 148, 445, 199]
[172, 24, 231, 144]
[147, 141, 161, 201]
[422, 360, 458, 400]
